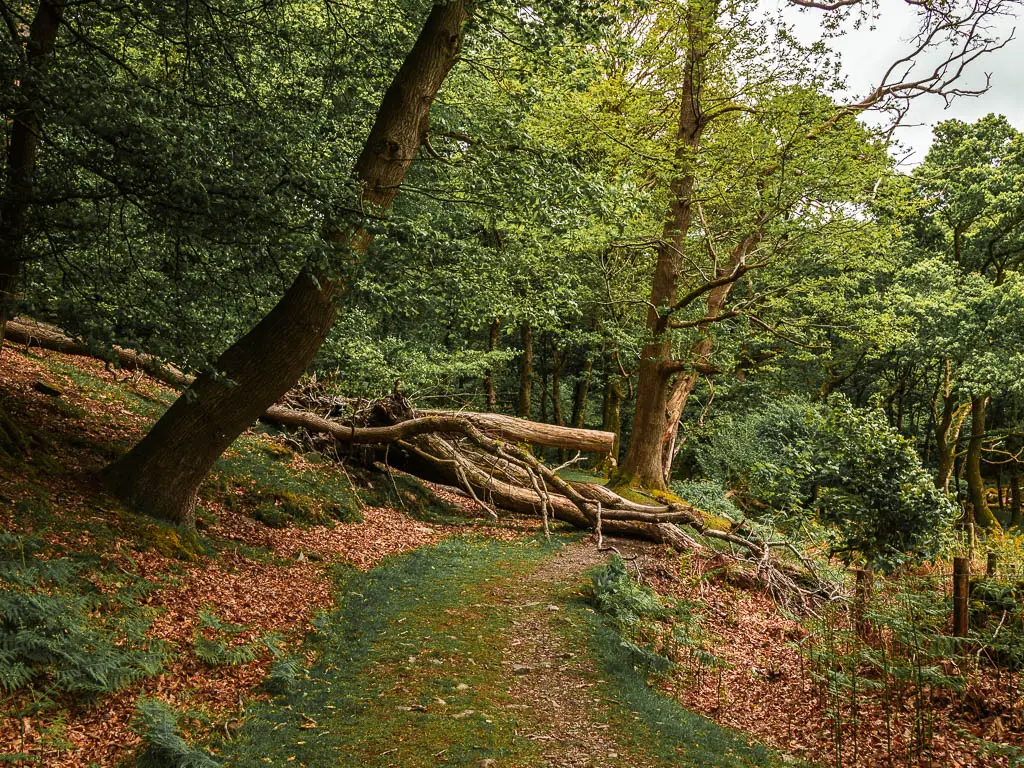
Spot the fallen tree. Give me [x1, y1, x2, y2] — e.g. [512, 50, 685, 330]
[5, 318, 191, 388]
[263, 390, 838, 611]
[3, 321, 835, 609]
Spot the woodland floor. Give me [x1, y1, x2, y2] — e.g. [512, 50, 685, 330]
[1, 343, 1021, 767]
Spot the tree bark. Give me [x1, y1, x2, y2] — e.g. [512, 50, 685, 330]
[0, 0, 66, 350]
[104, 2, 472, 525]
[550, 345, 566, 427]
[1010, 463, 1022, 529]
[601, 366, 624, 463]
[517, 322, 533, 420]
[618, 3, 714, 490]
[932, 359, 969, 494]
[966, 393, 999, 529]
[570, 355, 593, 429]
[484, 317, 500, 411]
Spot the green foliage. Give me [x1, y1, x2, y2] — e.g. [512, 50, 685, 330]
[0, 535, 164, 699]
[262, 655, 305, 696]
[192, 607, 282, 667]
[133, 698, 223, 768]
[590, 555, 717, 677]
[696, 397, 956, 571]
[670, 480, 742, 522]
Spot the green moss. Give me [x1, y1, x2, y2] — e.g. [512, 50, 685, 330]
[357, 470, 465, 523]
[206, 434, 363, 528]
[134, 523, 211, 561]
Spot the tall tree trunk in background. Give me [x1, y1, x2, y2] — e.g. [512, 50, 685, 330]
[0, 0, 66, 349]
[550, 345, 566, 427]
[1010, 464, 1022, 529]
[658, 233, 760, 481]
[602, 369, 624, 464]
[932, 359, 970, 494]
[571, 355, 593, 429]
[517, 322, 533, 419]
[484, 318, 500, 411]
[539, 334, 549, 424]
[618, 3, 714, 491]
[105, 2, 472, 526]
[966, 394, 999, 529]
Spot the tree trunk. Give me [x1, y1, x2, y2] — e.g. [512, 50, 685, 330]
[105, 2, 472, 525]
[932, 359, 969, 494]
[658, 234, 760, 481]
[571, 355, 593, 429]
[550, 345, 566, 427]
[1010, 464, 1022, 529]
[617, 4, 713, 490]
[484, 317, 500, 411]
[0, 0, 66, 350]
[517, 322, 533, 419]
[601, 368, 624, 464]
[966, 394, 999, 529]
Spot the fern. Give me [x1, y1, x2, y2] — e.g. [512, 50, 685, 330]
[0, 534, 165, 698]
[263, 654, 304, 694]
[192, 607, 282, 667]
[133, 698, 223, 768]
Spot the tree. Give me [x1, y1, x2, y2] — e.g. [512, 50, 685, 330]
[105, 2, 473, 525]
[0, 0, 66, 347]
[613, 0, 1019, 491]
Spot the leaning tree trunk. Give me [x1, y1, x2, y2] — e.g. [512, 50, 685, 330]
[0, 0, 66, 350]
[658, 233, 760, 480]
[618, 4, 712, 491]
[104, 2, 473, 525]
[966, 393, 999, 529]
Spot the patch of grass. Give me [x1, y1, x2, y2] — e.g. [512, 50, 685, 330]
[207, 538, 555, 768]
[207, 435, 363, 528]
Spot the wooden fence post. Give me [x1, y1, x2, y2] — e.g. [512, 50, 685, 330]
[953, 557, 970, 637]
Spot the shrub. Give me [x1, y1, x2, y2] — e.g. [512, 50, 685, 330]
[695, 397, 956, 572]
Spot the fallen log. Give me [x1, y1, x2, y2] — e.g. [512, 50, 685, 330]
[5, 318, 191, 388]
[267, 397, 837, 611]
[263, 405, 613, 455]
[418, 409, 614, 454]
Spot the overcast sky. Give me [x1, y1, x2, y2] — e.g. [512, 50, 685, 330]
[774, 1, 1024, 168]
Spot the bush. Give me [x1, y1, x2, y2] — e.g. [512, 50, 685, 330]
[695, 397, 956, 572]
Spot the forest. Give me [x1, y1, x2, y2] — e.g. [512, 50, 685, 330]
[1, 0, 1024, 766]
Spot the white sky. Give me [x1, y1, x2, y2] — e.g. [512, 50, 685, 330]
[774, 1, 1024, 167]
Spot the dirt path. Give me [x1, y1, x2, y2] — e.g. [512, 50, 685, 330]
[494, 542, 659, 768]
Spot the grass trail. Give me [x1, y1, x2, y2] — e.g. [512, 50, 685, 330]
[210, 537, 794, 768]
